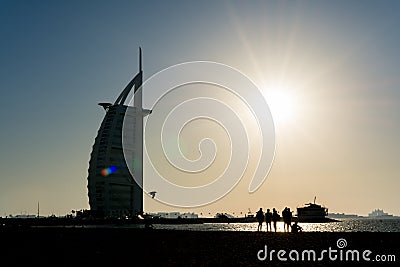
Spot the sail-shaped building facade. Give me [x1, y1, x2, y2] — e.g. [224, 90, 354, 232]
[87, 49, 148, 218]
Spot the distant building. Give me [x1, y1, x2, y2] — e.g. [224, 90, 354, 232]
[11, 215, 37, 219]
[215, 213, 235, 219]
[327, 212, 361, 219]
[87, 49, 150, 218]
[368, 209, 394, 218]
[150, 212, 199, 219]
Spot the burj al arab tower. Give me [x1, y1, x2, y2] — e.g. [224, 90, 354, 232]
[87, 48, 149, 218]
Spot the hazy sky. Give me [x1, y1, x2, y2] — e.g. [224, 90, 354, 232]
[1, 0, 399, 217]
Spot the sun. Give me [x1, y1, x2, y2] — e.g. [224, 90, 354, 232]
[263, 88, 296, 125]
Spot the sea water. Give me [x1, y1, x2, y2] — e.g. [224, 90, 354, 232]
[151, 218, 400, 232]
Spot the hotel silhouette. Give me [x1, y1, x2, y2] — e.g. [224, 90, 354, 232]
[87, 48, 149, 218]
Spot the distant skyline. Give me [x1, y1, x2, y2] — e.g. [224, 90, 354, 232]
[1, 1, 399, 217]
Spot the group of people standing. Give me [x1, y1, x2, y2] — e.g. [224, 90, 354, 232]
[256, 207, 301, 232]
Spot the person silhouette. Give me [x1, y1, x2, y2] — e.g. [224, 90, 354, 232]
[286, 208, 292, 232]
[282, 207, 292, 232]
[282, 207, 288, 232]
[291, 221, 302, 233]
[272, 208, 280, 232]
[264, 208, 272, 232]
[256, 208, 264, 231]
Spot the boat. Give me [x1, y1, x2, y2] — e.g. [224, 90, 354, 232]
[296, 196, 330, 222]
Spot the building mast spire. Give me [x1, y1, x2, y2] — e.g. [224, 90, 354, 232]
[139, 47, 142, 72]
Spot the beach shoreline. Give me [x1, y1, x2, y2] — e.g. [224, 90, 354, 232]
[1, 227, 398, 266]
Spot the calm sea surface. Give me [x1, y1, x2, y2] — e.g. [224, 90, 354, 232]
[150, 218, 400, 232]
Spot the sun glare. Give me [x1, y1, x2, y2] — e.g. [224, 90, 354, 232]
[263, 89, 296, 125]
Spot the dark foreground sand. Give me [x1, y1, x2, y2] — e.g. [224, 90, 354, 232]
[0, 227, 398, 267]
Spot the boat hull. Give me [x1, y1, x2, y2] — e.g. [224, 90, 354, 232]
[296, 203, 329, 223]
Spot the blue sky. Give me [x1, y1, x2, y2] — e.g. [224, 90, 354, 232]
[1, 0, 399, 216]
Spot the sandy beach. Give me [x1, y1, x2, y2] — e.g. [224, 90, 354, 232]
[1, 227, 398, 266]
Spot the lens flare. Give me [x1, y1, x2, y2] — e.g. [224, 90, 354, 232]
[101, 166, 118, 177]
